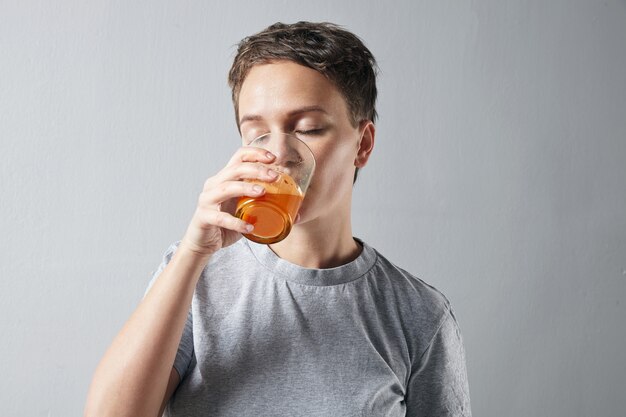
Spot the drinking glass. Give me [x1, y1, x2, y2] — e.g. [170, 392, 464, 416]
[235, 132, 316, 244]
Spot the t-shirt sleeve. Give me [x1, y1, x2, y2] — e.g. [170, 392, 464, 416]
[405, 308, 472, 417]
[144, 242, 195, 381]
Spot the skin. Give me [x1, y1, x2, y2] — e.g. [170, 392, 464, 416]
[83, 59, 375, 416]
[238, 61, 376, 268]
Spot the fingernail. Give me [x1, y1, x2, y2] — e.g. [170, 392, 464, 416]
[245, 224, 254, 233]
[268, 169, 279, 178]
[266, 151, 275, 159]
[253, 185, 264, 193]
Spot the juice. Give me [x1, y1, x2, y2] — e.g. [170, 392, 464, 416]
[235, 172, 304, 244]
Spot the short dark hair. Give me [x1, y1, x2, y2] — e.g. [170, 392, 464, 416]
[228, 21, 378, 128]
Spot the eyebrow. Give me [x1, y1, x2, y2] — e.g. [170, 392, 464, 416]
[239, 105, 329, 125]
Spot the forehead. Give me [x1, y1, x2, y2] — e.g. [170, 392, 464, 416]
[238, 61, 350, 122]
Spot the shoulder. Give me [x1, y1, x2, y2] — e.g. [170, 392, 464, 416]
[361, 242, 463, 364]
[363, 243, 456, 345]
[367, 244, 452, 317]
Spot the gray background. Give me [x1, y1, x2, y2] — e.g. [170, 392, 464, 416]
[1, 1, 625, 416]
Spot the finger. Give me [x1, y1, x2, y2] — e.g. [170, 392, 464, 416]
[200, 181, 266, 207]
[226, 146, 276, 167]
[199, 210, 254, 234]
[215, 162, 280, 185]
[204, 163, 278, 191]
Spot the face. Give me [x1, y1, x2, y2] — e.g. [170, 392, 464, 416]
[237, 61, 374, 227]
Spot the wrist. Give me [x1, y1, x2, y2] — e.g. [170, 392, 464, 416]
[178, 239, 217, 263]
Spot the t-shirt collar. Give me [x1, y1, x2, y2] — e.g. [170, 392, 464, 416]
[244, 237, 377, 286]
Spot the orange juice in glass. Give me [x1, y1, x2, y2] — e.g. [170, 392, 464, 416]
[235, 133, 315, 244]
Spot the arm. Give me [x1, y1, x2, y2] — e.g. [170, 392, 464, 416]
[84, 146, 278, 417]
[84, 244, 211, 417]
[405, 309, 472, 417]
[158, 368, 181, 416]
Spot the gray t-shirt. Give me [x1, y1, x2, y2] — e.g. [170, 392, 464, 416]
[147, 238, 471, 416]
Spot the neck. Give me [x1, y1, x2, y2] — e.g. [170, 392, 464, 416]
[269, 209, 362, 269]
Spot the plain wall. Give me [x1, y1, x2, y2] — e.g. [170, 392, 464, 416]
[1, 1, 625, 416]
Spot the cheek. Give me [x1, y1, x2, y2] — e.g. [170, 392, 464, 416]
[311, 145, 356, 185]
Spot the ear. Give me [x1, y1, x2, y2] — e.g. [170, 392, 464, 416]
[354, 120, 375, 168]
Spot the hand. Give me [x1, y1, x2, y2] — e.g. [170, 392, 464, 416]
[180, 146, 279, 257]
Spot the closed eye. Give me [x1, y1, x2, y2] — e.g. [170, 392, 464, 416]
[294, 128, 325, 136]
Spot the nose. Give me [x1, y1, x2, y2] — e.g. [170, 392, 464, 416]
[268, 133, 304, 170]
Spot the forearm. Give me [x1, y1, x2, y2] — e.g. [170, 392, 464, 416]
[84, 245, 212, 417]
